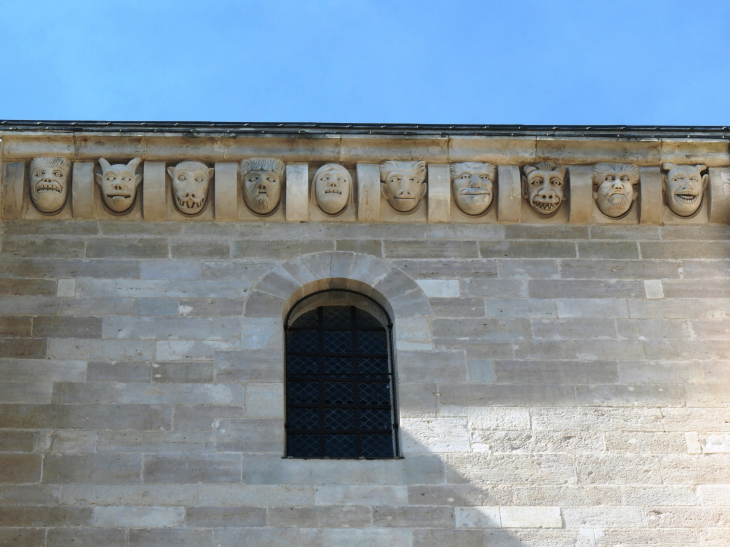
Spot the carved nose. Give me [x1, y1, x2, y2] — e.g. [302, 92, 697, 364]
[469, 176, 481, 188]
[113, 183, 123, 191]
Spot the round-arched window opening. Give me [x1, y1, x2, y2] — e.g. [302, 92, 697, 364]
[285, 290, 399, 459]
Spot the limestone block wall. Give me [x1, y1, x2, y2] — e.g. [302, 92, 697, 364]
[0, 218, 729, 547]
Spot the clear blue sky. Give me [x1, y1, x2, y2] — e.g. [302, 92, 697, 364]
[1, 0, 728, 125]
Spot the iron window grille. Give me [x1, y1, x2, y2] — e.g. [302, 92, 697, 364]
[285, 290, 399, 459]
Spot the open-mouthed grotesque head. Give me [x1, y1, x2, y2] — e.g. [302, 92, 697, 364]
[313, 163, 352, 215]
[662, 163, 708, 217]
[29, 157, 71, 213]
[380, 160, 427, 212]
[240, 158, 285, 215]
[592, 163, 640, 218]
[96, 158, 143, 213]
[522, 162, 567, 215]
[167, 161, 213, 215]
[450, 162, 496, 215]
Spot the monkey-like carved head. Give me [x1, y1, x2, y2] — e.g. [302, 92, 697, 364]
[662, 163, 708, 217]
[380, 160, 427, 212]
[312, 163, 353, 215]
[29, 157, 71, 213]
[592, 163, 640, 218]
[522, 162, 567, 215]
[95, 158, 142, 213]
[167, 161, 214, 215]
[450, 162, 496, 216]
[240, 158, 285, 215]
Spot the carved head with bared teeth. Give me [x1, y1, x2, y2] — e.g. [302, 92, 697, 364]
[522, 162, 567, 215]
[312, 163, 352, 215]
[662, 163, 708, 217]
[29, 157, 71, 213]
[96, 158, 143, 213]
[167, 161, 214, 215]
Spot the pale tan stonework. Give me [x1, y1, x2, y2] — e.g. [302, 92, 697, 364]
[0, 126, 729, 547]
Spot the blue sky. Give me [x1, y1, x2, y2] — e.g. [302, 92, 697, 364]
[1, 0, 729, 124]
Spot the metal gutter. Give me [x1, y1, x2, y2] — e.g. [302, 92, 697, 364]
[0, 120, 729, 139]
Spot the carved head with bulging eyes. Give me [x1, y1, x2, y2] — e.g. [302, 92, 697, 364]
[450, 162, 496, 216]
[380, 160, 427, 212]
[167, 161, 214, 215]
[95, 158, 142, 213]
[662, 163, 709, 217]
[240, 158, 285, 215]
[592, 163, 640, 218]
[312, 163, 352, 215]
[522, 162, 567, 215]
[29, 157, 71, 213]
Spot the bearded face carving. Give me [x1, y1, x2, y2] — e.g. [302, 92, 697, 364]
[240, 158, 285, 215]
[29, 157, 71, 213]
[312, 164, 352, 215]
[95, 158, 143, 213]
[592, 163, 640, 218]
[662, 163, 709, 217]
[167, 161, 214, 215]
[450, 162, 495, 215]
[380, 160, 427, 212]
[522, 162, 566, 215]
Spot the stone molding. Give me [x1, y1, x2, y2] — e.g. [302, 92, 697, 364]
[2, 134, 729, 224]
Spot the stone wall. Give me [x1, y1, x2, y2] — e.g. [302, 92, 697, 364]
[1, 218, 729, 546]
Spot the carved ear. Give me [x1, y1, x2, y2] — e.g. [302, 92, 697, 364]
[381, 182, 391, 200]
[167, 167, 175, 179]
[523, 165, 537, 176]
[662, 174, 668, 194]
[134, 173, 143, 187]
[555, 166, 567, 178]
[127, 158, 142, 172]
[702, 173, 710, 191]
[207, 168, 215, 182]
[99, 158, 111, 172]
[662, 162, 677, 172]
[94, 172, 102, 186]
[521, 175, 529, 199]
[418, 181, 428, 199]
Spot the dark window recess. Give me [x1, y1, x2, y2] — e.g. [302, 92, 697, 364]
[285, 291, 398, 459]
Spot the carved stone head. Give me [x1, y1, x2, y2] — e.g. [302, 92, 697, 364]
[662, 163, 709, 217]
[380, 160, 427, 212]
[95, 158, 142, 213]
[29, 157, 71, 213]
[450, 162, 496, 215]
[522, 162, 567, 215]
[312, 163, 352, 215]
[240, 158, 285, 215]
[592, 163, 640, 218]
[167, 161, 214, 215]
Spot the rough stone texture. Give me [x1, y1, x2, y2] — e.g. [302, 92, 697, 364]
[1, 133, 730, 544]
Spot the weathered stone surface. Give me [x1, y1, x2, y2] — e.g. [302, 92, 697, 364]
[143, 454, 241, 483]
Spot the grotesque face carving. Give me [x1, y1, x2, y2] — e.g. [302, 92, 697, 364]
[522, 162, 567, 215]
[380, 161, 427, 212]
[312, 164, 352, 215]
[167, 161, 214, 215]
[29, 157, 71, 213]
[240, 158, 285, 215]
[592, 163, 640, 218]
[95, 158, 143, 213]
[450, 162, 495, 216]
[662, 163, 709, 217]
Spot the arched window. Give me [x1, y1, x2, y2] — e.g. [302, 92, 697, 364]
[285, 290, 399, 459]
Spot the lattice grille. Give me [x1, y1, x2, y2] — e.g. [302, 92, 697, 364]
[285, 292, 397, 459]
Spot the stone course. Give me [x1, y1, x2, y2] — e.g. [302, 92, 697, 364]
[0, 129, 729, 545]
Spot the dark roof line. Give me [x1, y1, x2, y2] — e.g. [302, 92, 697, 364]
[1, 120, 729, 139]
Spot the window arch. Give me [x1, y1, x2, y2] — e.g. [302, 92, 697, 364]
[284, 290, 399, 459]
